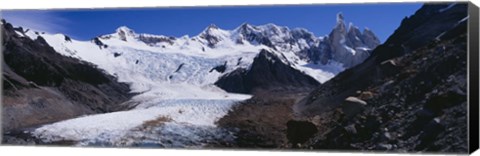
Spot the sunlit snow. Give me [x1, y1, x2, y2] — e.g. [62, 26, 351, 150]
[22, 25, 343, 147]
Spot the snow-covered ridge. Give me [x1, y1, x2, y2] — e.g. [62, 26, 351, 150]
[18, 13, 380, 93]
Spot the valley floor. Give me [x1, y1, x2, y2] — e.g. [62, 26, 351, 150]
[2, 90, 251, 148]
[2, 89, 309, 149]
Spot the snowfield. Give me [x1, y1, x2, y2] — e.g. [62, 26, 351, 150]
[26, 29, 256, 147]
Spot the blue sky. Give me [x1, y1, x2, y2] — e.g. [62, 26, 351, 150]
[2, 3, 422, 42]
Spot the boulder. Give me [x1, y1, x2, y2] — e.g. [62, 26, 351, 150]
[359, 91, 375, 100]
[341, 96, 367, 118]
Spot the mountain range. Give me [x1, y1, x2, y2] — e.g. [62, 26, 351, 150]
[9, 13, 380, 96]
[1, 2, 472, 153]
[2, 12, 380, 144]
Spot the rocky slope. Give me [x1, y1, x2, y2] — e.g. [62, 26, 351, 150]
[216, 2, 470, 153]
[1, 20, 132, 132]
[291, 3, 469, 153]
[217, 90, 306, 148]
[295, 3, 468, 116]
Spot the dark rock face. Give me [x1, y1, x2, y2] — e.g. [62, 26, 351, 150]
[215, 49, 320, 94]
[295, 3, 468, 153]
[138, 34, 175, 45]
[199, 24, 223, 48]
[362, 29, 380, 48]
[297, 13, 380, 67]
[374, 3, 468, 61]
[64, 35, 72, 42]
[325, 13, 380, 67]
[1, 21, 132, 132]
[174, 63, 185, 72]
[210, 62, 227, 73]
[113, 52, 122, 57]
[214, 68, 248, 93]
[93, 37, 108, 49]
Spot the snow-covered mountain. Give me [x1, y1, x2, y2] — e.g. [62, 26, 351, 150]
[8, 13, 380, 146]
[19, 13, 379, 94]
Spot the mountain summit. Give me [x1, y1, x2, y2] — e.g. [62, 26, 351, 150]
[115, 26, 136, 41]
[323, 12, 381, 67]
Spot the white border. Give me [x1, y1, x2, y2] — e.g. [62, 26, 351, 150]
[0, 0, 478, 156]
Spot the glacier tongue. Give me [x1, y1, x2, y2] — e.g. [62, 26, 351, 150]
[27, 30, 255, 147]
[32, 98, 245, 147]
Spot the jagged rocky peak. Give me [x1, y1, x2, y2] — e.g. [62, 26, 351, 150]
[108, 25, 177, 45]
[235, 22, 264, 36]
[337, 12, 345, 22]
[346, 23, 364, 47]
[361, 27, 381, 48]
[331, 12, 381, 47]
[291, 28, 317, 43]
[259, 23, 290, 36]
[200, 23, 228, 35]
[233, 22, 267, 45]
[198, 23, 229, 48]
[237, 22, 255, 30]
[234, 23, 292, 40]
[345, 23, 381, 48]
[115, 26, 136, 41]
[334, 12, 347, 34]
[329, 13, 347, 45]
[116, 26, 135, 35]
[324, 12, 381, 67]
[235, 22, 319, 51]
[206, 23, 219, 30]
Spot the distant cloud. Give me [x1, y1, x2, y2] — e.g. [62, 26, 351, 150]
[1, 10, 70, 34]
